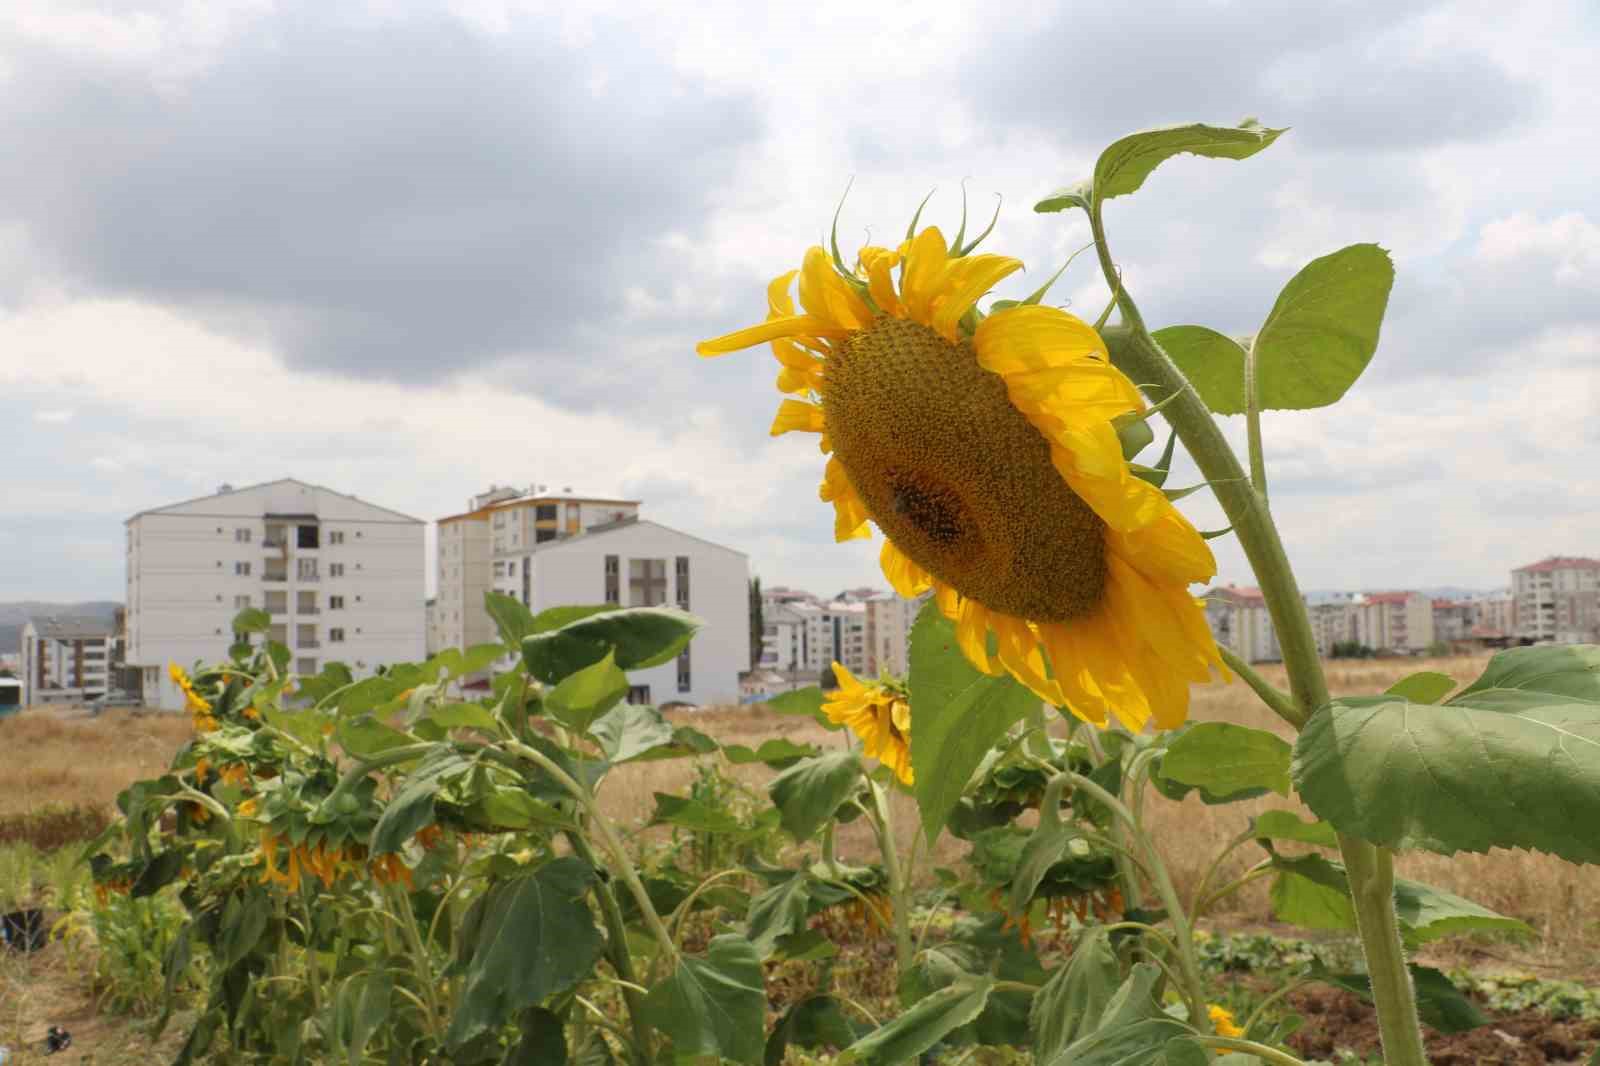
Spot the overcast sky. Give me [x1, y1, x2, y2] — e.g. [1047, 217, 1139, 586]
[2, 0, 1595, 603]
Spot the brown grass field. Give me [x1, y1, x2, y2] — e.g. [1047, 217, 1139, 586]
[2, 652, 1594, 981]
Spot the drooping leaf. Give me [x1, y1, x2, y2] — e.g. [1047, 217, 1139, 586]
[1033, 179, 1093, 215]
[837, 977, 994, 1065]
[640, 935, 766, 1065]
[521, 606, 701, 683]
[722, 738, 822, 768]
[1391, 875, 1534, 945]
[765, 995, 859, 1066]
[370, 749, 474, 855]
[746, 872, 814, 958]
[422, 701, 501, 735]
[1293, 644, 1600, 863]
[586, 701, 676, 763]
[1090, 121, 1285, 205]
[769, 752, 864, 841]
[1267, 854, 1356, 933]
[909, 602, 1041, 840]
[1039, 964, 1186, 1066]
[545, 651, 629, 734]
[649, 793, 745, 835]
[505, 1006, 567, 1066]
[483, 591, 538, 648]
[1155, 1038, 1212, 1066]
[1251, 810, 1338, 848]
[1158, 722, 1292, 798]
[1251, 243, 1394, 410]
[445, 857, 602, 1048]
[1310, 962, 1488, 1034]
[1384, 671, 1457, 704]
[231, 606, 272, 634]
[1030, 927, 1121, 1062]
[1150, 325, 1248, 414]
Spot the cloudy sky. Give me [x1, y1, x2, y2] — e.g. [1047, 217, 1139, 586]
[2, 0, 1595, 603]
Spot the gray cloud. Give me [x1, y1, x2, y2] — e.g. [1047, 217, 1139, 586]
[0, 6, 760, 402]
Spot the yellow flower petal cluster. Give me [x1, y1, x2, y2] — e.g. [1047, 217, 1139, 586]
[699, 223, 1224, 730]
[1208, 1003, 1244, 1038]
[170, 662, 218, 732]
[259, 830, 415, 893]
[822, 663, 913, 785]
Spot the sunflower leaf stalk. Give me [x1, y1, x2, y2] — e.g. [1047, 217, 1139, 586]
[1085, 201, 1428, 1066]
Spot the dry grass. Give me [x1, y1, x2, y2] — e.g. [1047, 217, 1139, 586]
[0, 709, 194, 818]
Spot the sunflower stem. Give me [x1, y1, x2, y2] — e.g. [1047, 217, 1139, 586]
[866, 778, 915, 978]
[1216, 646, 1303, 729]
[1086, 204, 1428, 1066]
[1245, 336, 1269, 498]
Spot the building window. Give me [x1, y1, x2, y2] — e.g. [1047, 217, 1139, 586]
[234, 594, 251, 609]
[330, 563, 345, 578]
[297, 658, 318, 675]
[522, 558, 531, 606]
[297, 557, 319, 581]
[536, 504, 557, 521]
[493, 561, 505, 577]
[297, 524, 320, 549]
[629, 558, 667, 607]
[329, 531, 345, 545]
[677, 647, 691, 693]
[330, 595, 345, 610]
[536, 528, 557, 543]
[675, 556, 690, 610]
[330, 628, 345, 643]
[627, 684, 651, 705]
[235, 561, 252, 576]
[234, 527, 252, 542]
[604, 555, 620, 605]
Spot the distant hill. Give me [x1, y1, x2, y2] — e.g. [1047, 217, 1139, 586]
[0, 602, 121, 654]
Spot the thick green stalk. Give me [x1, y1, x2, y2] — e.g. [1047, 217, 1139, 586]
[1088, 205, 1427, 1065]
[866, 780, 914, 976]
[566, 831, 653, 1066]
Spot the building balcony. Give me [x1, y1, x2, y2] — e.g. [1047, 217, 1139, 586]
[298, 640, 321, 649]
[297, 607, 320, 615]
[262, 539, 288, 550]
[267, 606, 288, 616]
[263, 574, 288, 583]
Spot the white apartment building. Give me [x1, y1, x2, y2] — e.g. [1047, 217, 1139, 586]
[1512, 556, 1600, 643]
[1469, 590, 1514, 639]
[864, 591, 931, 677]
[20, 616, 118, 705]
[757, 586, 872, 678]
[127, 479, 426, 710]
[1431, 599, 1476, 644]
[1304, 594, 1357, 657]
[758, 602, 809, 673]
[1204, 585, 1280, 663]
[1351, 591, 1435, 654]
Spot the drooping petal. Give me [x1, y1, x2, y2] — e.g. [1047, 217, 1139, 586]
[859, 246, 903, 317]
[880, 540, 932, 597]
[698, 314, 848, 356]
[819, 457, 872, 541]
[799, 246, 874, 330]
[770, 399, 825, 437]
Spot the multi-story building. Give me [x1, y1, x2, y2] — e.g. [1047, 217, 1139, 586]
[864, 591, 931, 676]
[758, 602, 809, 673]
[21, 616, 119, 705]
[1352, 591, 1435, 654]
[127, 479, 426, 711]
[1512, 556, 1600, 644]
[1305, 593, 1357, 657]
[1469, 590, 1514, 639]
[1431, 599, 1476, 644]
[1204, 585, 1280, 663]
[434, 486, 748, 705]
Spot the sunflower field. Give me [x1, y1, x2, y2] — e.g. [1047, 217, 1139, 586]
[82, 121, 1600, 1066]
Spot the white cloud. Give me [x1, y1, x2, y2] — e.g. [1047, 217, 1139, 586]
[33, 408, 73, 423]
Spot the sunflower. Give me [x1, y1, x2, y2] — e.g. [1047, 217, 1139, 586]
[1208, 1003, 1244, 1038]
[698, 217, 1223, 730]
[822, 663, 913, 785]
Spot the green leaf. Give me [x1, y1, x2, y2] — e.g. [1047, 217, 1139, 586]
[446, 857, 603, 1048]
[1251, 810, 1338, 848]
[1150, 325, 1248, 415]
[521, 606, 701, 683]
[722, 738, 821, 768]
[484, 591, 538, 648]
[1252, 243, 1394, 410]
[586, 701, 675, 763]
[1010, 790, 1082, 915]
[1091, 121, 1284, 205]
[1392, 876, 1533, 945]
[769, 752, 864, 841]
[231, 606, 271, 634]
[1159, 722, 1292, 798]
[765, 996, 859, 1066]
[1033, 179, 1093, 215]
[764, 686, 840, 730]
[370, 749, 473, 855]
[1293, 644, 1600, 862]
[909, 601, 1041, 841]
[1384, 670, 1458, 704]
[1030, 928, 1121, 1062]
[1040, 964, 1187, 1066]
[337, 971, 392, 1066]
[336, 714, 415, 759]
[505, 1006, 567, 1066]
[746, 872, 813, 957]
[649, 793, 745, 835]
[1311, 963, 1488, 1034]
[1268, 854, 1357, 932]
[838, 977, 994, 1065]
[1155, 1038, 1212, 1066]
[1112, 409, 1156, 460]
[545, 651, 629, 733]
[640, 934, 766, 1065]
[423, 702, 502, 734]
[1267, 854, 1531, 943]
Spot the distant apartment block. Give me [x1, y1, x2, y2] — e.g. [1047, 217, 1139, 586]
[1431, 599, 1476, 643]
[1204, 586, 1280, 663]
[1352, 591, 1435, 654]
[1512, 556, 1600, 644]
[759, 587, 872, 678]
[1469, 590, 1514, 639]
[1305, 593, 1357, 657]
[758, 601, 808, 673]
[21, 616, 120, 705]
[436, 485, 748, 706]
[127, 479, 426, 711]
[864, 591, 931, 676]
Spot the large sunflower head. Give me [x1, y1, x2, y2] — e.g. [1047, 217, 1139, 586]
[822, 662, 913, 785]
[700, 211, 1225, 731]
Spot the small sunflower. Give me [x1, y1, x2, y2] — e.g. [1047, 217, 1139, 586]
[1208, 1003, 1244, 1038]
[699, 216, 1223, 730]
[823, 663, 913, 785]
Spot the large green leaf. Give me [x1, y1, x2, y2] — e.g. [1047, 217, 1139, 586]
[1384, 670, 1457, 704]
[505, 1007, 567, 1066]
[231, 606, 271, 634]
[769, 752, 863, 840]
[1083, 121, 1285, 207]
[445, 857, 602, 1048]
[1293, 644, 1600, 862]
[369, 749, 473, 855]
[649, 793, 745, 835]
[640, 935, 766, 1065]
[1252, 243, 1394, 410]
[1151, 325, 1249, 414]
[586, 701, 675, 763]
[545, 651, 629, 734]
[722, 738, 821, 768]
[522, 606, 701, 683]
[484, 591, 538, 648]
[763, 686, 840, 730]
[1311, 962, 1488, 1034]
[1039, 964, 1187, 1066]
[838, 977, 994, 1065]
[909, 602, 1042, 840]
[765, 995, 859, 1066]
[746, 872, 814, 957]
[1030, 928, 1121, 1062]
[1251, 809, 1338, 848]
[1158, 722, 1291, 798]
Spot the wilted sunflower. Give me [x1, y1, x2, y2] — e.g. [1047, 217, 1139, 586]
[698, 216, 1223, 730]
[823, 663, 913, 785]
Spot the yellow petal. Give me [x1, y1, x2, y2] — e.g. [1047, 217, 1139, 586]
[698, 314, 847, 356]
[770, 399, 825, 437]
[859, 246, 904, 317]
[930, 253, 1024, 341]
[819, 457, 872, 541]
[1105, 504, 1217, 586]
[767, 269, 799, 316]
[973, 304, 1112, 374]
[879, 540, 932, 597]
[899, 227, 950, 324]
[954, 598, 1002, 676]
[799, 246, 873, 330]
